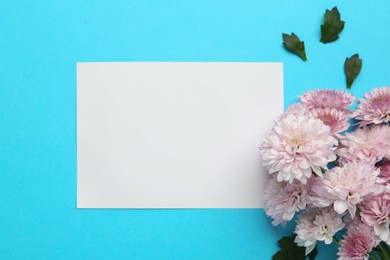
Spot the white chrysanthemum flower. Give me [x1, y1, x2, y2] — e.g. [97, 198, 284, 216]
[260, 114, 337, 184]
[295, 207, 345, 255]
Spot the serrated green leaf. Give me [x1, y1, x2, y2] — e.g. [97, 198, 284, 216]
[344, 54, 362, 89]
[272, 236, 317, 260]
[320, 7, 345, 43]
[282, 33, 307, 61]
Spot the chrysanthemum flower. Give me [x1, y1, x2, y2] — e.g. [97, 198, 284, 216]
[284, 104, 350, 138]
[338, 223, 376, 260]
[341, 212, 364, 230]
[353, 86, 390, 127]
[263, 176, 310, 226]
[360, 191, 390, 243]
[310, 162, 383, 217]
[309, 107, 350, 138]
[260, 114, 337, 184]
[299, 89, 356, 111]
[337, 125, 390, 165]
[284, 102, 309, 116]
[379, 162, 390, 184]
[294, 207, 345, 255]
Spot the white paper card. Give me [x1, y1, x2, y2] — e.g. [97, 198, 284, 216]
[77, 62, 283, 208]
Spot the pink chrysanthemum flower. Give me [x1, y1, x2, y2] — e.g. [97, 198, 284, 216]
[353, 86, 390, 127]
[379, 162, 390, 184]
[338, 223, 376, 260]
[310, 107, 350, 138]
[285, 102, 309, 116]
[337, 125, 390, 165]
[310, 162, 383, 217]
[360, 191, 390, 243]
[263, 176, 311, 226]
[260, 114, 337, 184]
[279, 103, 309, 121]
[299, 89, 356, 111]
[294, 207, 345, 255]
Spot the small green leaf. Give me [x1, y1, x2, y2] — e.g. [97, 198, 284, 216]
[344, 54, 362, 89]
[272, 236, 317, 260]
[320, 7, 345, 43]
[282, 33, 307, 61]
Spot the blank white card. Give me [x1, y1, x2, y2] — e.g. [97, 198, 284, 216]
[77, 62, 283, 208]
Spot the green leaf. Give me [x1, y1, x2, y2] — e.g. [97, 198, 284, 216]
[344, 54, 362, 89]
[272, 236, 317, 260]
[320, 7, 345, 43]
[282, 33, 307, 61]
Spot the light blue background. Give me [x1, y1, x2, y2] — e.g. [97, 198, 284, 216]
[0, 0, 389, 259]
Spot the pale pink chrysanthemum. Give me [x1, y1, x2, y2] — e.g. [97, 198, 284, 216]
[284, 103, 350, 138]
[259, 114, 337, 184]
[310, 162, 383, 218]
[299, 89, 356, 111]
[353, 87, 390, 127]
[279, 103, 309, 121]
[338, 223, 376, 260]
[285, 102, 310, 116]
[263, 176, 310, 226]
[337, 125, 390, 165]
[294, 207, 345, 255]
[309, 107, 351, 138]
[360, 191, 390, 243]
[342, 212, 364, 230]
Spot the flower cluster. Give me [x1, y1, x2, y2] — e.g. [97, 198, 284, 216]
[260, 87, 390, 259]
